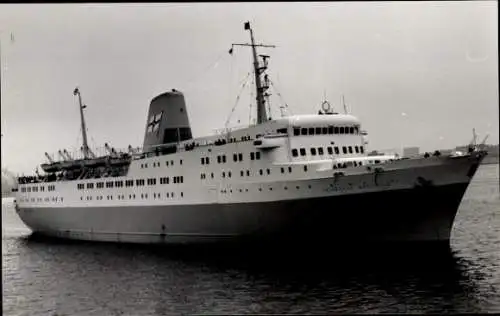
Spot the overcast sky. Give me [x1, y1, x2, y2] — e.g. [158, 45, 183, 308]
[1, 2, 498, 174]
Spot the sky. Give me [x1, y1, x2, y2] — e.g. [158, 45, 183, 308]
[1, 2, 498, 174]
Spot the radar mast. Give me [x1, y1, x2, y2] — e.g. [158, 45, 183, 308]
[230, 22, 276, 125]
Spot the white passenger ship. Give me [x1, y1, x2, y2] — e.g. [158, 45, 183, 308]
[13, 22, 487, 246]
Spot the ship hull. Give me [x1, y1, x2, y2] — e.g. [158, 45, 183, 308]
[15, 151, 485, 247]
[15, 182, 470, 246]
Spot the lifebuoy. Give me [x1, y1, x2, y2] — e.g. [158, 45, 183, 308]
[321, 101, 331, 113]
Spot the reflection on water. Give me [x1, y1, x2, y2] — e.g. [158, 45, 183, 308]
[2, 164, 499, 315]
[4, 234, 492, 315]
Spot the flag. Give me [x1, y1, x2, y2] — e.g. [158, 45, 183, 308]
[73, 87, 79, 95]
[244, 22, 250, 30]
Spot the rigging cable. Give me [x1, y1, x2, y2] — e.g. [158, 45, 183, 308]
[268, 77, 293, 116]
[249, 74, 255, 125]
[183, 50, 229, 91]
[224, 71, 252, 129]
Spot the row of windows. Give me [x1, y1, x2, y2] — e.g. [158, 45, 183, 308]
[220, 184, 313, 194]
[217, 155, 227, 163]
[293, 125, 359, 136]
[76, 177, 184, 190]
[21, 185, 55, 193]
[292, 145, 364, 157]
[140, 159, 182, 169]
[80, 192, 184, 201]
[201, 165, 307, 180]
[19, 196, 62, 203]
[250, 152, 261, 161]
[201, 157, 210, 165]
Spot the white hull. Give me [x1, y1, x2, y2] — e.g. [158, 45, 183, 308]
[15, 152, 484, 245]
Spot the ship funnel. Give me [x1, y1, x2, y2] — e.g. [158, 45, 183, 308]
[142, 89, 193, 152]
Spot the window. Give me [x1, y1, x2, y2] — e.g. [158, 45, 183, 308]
[292, 149, 298, 157]
[308, 127, 314, 135]
[343, 146, 347, 154]
[277, 128, 287, 134]
[222, 155, 226, 163]
[206, 157, 210, 164]
[328, 126, 334, 134]
[126, 180, 134, 187]
[201, 157, 205, 165]
[238, 153, 243, 161]
[300, 148, 306, 156]
[106, 182, 114, 188]
[288, 166, 292, 173]
[97, 182, 104, 189]
[322, 127, 328, 134]
[334, 127, 339, 134]
[311, 148, 317, 156]
[115, 181, 124, 187]
[327, 147, 333, 155]
[340, 127, 344, 134]
[240, 170, 244, 177]
[304, 165, 308, 172]
[301, 128, 307, 135]
[266, 169, 270, 175]
[233, 153, 238, 162]
[355, 146, 359, 153]
[87, 183, 94, 189]
[77, 183, 84, 190]
[259, 169, 263, 175]
[250, 152, 255, 160]
[294, 128, 300, 136]
[316, 127, 322, 134]
[256, 152, 261, 160]
[246, 170, 250, 176]
[281, 167, 285, 174]
[335, 146, 340, 154]
[350, 127, 354, 134]
[218, 156, 221, 163]
[318, 147, 324, 155]
[360, 146, 364, 154]
[348, 146, 353, 154]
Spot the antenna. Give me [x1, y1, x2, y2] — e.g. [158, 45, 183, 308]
[230, 22, 276, 125]
[342, 95, 348, 114]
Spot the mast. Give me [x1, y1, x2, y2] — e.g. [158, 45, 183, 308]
[230, 21, 275, 125]
[73, 87, 90, 159]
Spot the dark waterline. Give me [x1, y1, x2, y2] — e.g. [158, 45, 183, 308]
[3, 164, 499, 315]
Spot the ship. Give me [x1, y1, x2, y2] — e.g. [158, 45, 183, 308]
[12, 22, 487, 247]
